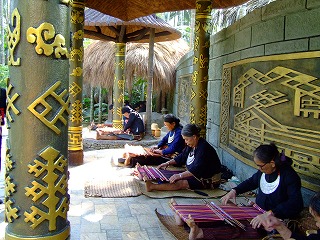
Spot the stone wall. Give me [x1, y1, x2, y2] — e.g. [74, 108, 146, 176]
[174, 0, 320, 203]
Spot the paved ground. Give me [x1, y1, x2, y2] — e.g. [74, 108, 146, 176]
[0, 128, 205, 240]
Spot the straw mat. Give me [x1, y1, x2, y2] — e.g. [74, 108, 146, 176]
[84, 176, 142, 198]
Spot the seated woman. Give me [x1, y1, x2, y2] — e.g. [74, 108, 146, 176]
[121, 106, 145, 137]
[255, 191, 320, 240]
[176, 143, 304, 240]
[145, 123, 221, 192]
[221, 143, 304, 224]
[127, 114, 185, 167]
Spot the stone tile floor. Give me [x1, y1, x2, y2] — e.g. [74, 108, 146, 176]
[0, 128, 206, 240]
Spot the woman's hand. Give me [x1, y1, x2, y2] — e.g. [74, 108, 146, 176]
[169, 173, 182, 183]
[220, 189, 237, 205]
[153, 149, 163, 155]
[251, 211, 278, 231]
[157, 162, 169, 169]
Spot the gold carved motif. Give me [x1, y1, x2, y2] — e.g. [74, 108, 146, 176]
[69, 82, 81, 97]
[194, 36, 200, 51]
[7, 83, 20, 124]
[27, 22, 69, 58]
[7, 8, 21, 66]
[193, 56, 199, 65]
[190, 105, 195, 123]
[70, 46, 83, 62]
[191, 88, 196, 100]
[5, 142, 14, 172]
[192, 71, 198, 85]
[27, 81, 70, 135]
[199, 54, 208, 69]
[199, 105, 207, 126]
[220, 52, 320, 191]
[24, 146, 69, 231]
[71, 9, 84, 24]
[5, 175, 16, 196]
[118, 79, 125, 89]
[5, 199, 19, 223]
[113, 119, 123, 130]
[68, 126, 82, 150]
[73, 30, 84, 40]
[70, 67, 82, 77]
[117, 60, 125, 69]
[199, 89, 207, 99]
[70, 100, 82, 124]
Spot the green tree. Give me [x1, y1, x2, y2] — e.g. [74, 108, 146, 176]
[0, 64, 8, 88]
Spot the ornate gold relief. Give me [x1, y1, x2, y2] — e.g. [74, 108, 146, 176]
[70, 46, 83, 62]
[5, 199, 19, 223]
[68, 126, 82, 151]
[5, 142, 14, 172]
[7, 83, 21, 124]
[27, 81, 70, 134]
[24, 146, 69, 231]
[7, 8, 21, 66]
[27, 23, 69, 58]
[220, 52, 320, 192]
[71, 9, 84, 24]
[194, 36, 200, 51]
[192, 71, 198, 85]
[193, 56, 199, 65]
[70, 67, 82, 77]
[70, 100, 82, 124]
[69, 82, 81, 97]
[112, 119, 123, 130]
[117, 60, 125, 69]
[73, 30, 84, 40]
[199, 54, 208, 69]
[199, 105, 207, 126]
[118, 79, 125, 89]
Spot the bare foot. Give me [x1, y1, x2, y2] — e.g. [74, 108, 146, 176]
[145, 180, 153, 192]
[186, 216, 203, 240]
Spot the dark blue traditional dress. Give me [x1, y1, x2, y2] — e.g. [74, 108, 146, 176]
[123, 110, 145, 135]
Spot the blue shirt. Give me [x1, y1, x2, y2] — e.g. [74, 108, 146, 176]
[157, 127, 185, 155]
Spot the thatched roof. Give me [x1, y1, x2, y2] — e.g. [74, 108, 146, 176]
[83, 39, 190, 91]
[84, 8, 181, 43]
[85, 0, 249, 21]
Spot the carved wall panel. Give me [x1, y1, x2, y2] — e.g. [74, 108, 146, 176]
[220, 52, 320, 192]
[177, 75, 192, 124]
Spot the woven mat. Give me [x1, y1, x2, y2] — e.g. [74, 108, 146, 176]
[155, 209, 188, 240]
[140, 181, 227, 198]
[84, 176, 142, 198]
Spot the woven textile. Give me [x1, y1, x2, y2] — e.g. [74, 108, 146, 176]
[84, 176, 142, 198]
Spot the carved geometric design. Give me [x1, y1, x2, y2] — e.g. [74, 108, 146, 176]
[24, 146, 69, 231]
[117, 60, 125, 69]
[178, 75, 191, 121]
[193, 56, 199, 65]
[118, 79, 125, 90]
[112, 120, 123, 130]
[70, 100, 82, 123]
[220, 53, 320, 192]
[194, 36, 200, 51]
[5, 175, 16, 196]
[69, 82, 81, 97]
[5, 198, 19, 223]
[190, 104, 195, 124]
[7, 83, 21, 123]
[199, 105, 207, 126]
[7, 8, 21, 66]
[5, 141, 14, 172]
[191, 88, 196, 100]
[68, 126, 83, 151]
[69, 46, 83, 62]
[199, 89, 207, 99]
[27, 22, 69, 58]
[70, 67, 83, 77]
[27, 81, 70, 135]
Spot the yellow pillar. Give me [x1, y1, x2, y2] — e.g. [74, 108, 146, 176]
[68, 0, 85, 166]
[190, 0, 212, 138]
[5, 1, 70, 239]
[112, 43, 126, 130]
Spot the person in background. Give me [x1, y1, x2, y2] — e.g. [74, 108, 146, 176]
[254, 191, 320, 240]
[221, 143, 304, 226]
[121, 106, 145, 136]
[145, 124, 221, 192]
[128, 114, 185, 167]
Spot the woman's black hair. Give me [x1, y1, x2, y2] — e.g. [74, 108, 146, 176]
[121, 106, 132, 114]
[163, 114, 182, 129]
[181, 124, 201, 137]
[309, 191, 320, 217]
[253, 142, 292, 168]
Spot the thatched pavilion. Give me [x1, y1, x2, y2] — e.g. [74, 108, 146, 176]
[83, 38, 190, 114]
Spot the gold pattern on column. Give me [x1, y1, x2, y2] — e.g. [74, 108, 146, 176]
[5, 145, 14, 172]
[69, 82, 81, 97]
[71, 8, 84, 24]
[73, 30, 84, 40]
[70, 100, 82, 123]
[68, 126, 82, 150]
[27, 23, 69, 58]
[199, 54, 208, 68]
[70, 46, 83, 62]
[70, 67, 82, 76]
[5, 175, 16, 197]
[7, 8, 21, 66]
[27, 81, 70, 134]
[24, 146, 69, 231]
[7, 83, 20, 124]
[5, 199, 19, 223]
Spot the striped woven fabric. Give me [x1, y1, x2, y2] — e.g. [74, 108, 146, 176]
[170, 203, 263, 223]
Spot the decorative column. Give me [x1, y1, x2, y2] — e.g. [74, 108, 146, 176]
[112, 43, 126, 130]
[5, 1, 70, 239]
[190, 0, 212, 138]
[68, 0, 85, 166]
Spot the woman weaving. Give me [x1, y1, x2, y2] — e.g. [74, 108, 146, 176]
[128, 114, 185, 167]
[145, 124, 221, 192]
